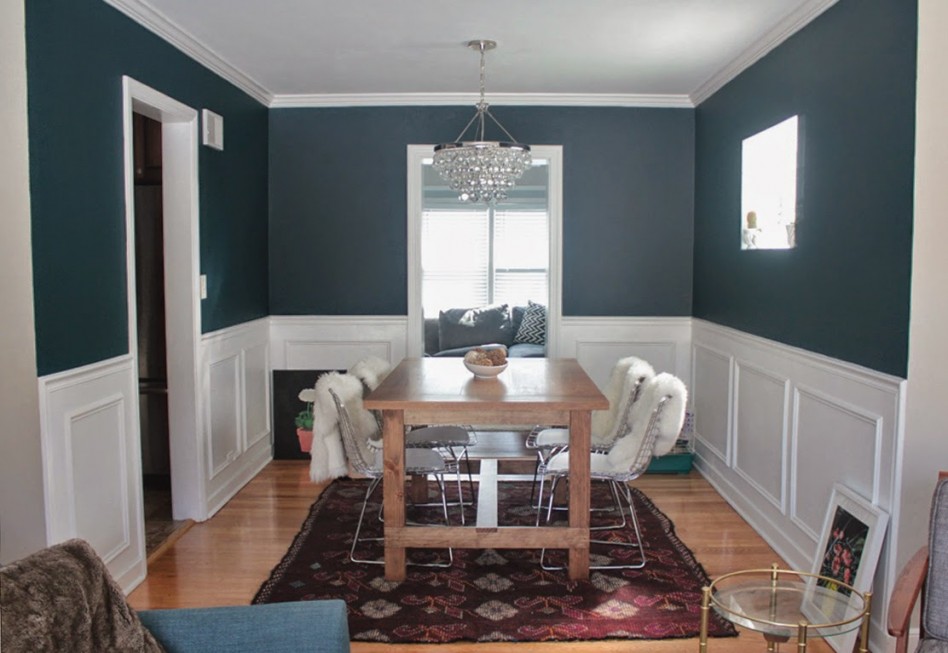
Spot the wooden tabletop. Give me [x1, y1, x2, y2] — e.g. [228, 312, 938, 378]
[364, 358, 608, 412]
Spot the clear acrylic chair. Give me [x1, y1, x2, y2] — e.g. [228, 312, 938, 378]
[525, 356, 655, 508]
[535, 373, 687, 571]
[330, 389, 455, 567]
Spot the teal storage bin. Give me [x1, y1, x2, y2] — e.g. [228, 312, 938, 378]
[646, 452, 694, 474]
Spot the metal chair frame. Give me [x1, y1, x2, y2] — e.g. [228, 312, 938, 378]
[536, 395, 672, 571]
[330, 389, 455, 567]
[526, 372, 651, 511]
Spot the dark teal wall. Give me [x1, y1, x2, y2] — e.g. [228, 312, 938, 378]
[26, 0, 269, 376]
[693, 0, 917, 377]
[269, 106, 694, 316]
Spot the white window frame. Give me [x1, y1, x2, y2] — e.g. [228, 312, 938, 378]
[407, 144, 563, 358]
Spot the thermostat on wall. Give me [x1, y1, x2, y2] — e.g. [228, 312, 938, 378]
[202, 109, 223, 150]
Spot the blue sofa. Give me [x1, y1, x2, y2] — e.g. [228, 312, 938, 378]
[424, 303, 546, 358]
[140, 601, 349, 653]
[0, 539, 350, 653]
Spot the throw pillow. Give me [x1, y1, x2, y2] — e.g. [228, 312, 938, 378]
[514, 300, 547, 345]
[438, 304, 512, 352]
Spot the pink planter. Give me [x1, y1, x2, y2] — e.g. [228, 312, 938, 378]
[297, 428, 313, 453]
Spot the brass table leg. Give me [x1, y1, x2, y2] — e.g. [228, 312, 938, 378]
[699, 586, 710, 652]
[796, 621, 808, 652]
[858, 592, 872, 653]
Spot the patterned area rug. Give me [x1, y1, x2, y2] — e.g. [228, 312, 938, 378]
[253, 479, 737, 644]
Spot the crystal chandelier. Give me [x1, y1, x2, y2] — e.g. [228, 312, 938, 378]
[433, 40, 532, 204]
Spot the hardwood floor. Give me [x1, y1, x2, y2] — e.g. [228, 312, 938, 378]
[129, 461, 833, 652]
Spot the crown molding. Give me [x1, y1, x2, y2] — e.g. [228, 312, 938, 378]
[104, 0, 836, 111]
[269, 92, 694, 109]
[102, 0, 273, 106]
[690, 0, 839, 106]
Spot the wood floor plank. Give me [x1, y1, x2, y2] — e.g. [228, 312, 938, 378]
[128, 461, 833, 653]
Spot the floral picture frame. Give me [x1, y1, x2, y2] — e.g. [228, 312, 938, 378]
[807, 483, 888, 653]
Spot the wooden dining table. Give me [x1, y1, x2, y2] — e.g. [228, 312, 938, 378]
[363, 357, 608, 581]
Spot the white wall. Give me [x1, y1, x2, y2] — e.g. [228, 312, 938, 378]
[0, 0, 48, 563]
[899, 0, 948, 576]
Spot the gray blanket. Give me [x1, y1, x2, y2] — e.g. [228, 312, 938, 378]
[0, 539, 165, 653]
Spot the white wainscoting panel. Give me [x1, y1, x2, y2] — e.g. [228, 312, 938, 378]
[692, 344, 732, 465]
[38, 355, 145, 591]
[692, 319, 904, 652]
[244, 342, 271, 448]
[734, 362, 789, 512]
[270, 316, 408, 370]
[207, 355, 241, 480]
[557, 317, 691, 389]
[201, 318, 272, 517]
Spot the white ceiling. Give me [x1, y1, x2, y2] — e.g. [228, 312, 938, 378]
[106, 0, 837, 107]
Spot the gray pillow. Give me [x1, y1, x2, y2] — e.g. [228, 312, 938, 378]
[514, 300, 547, 345]
[439, 304, 512, 351]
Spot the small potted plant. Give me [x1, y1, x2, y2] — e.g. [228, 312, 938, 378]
[296, 388, 315, 453]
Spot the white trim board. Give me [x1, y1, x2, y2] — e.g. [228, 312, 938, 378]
[103, 0, 271, 105]
[122, 77, 206, 522]
[102, 0, 836, 109]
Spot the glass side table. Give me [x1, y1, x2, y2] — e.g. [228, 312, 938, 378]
[698, 564, 871, 652]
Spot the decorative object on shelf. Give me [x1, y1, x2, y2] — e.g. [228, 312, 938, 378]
[809, 483, 888, 653]
[433, 40, 531, 204]
[296, 388, 315, 453]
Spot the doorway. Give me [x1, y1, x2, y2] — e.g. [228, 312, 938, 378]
[132, 113, 189, 556]
[122, 77, 205, 564]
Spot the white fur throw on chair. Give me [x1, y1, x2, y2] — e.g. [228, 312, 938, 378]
[590, 356, 655, 447]
[605, 373, 687, 472]
[348, 356, 392, 392]
[309, 372, 381, 483]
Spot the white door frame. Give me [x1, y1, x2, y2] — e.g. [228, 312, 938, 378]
[406, 144, 563, 357]
[121, 76, 206, 521]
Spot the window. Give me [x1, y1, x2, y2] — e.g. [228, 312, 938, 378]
[421, 162, 550, 316]
[741, 115, 799, 250]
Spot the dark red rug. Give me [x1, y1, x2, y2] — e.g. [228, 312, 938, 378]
[253, 478, 737, 644]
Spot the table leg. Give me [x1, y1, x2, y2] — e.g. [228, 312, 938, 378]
[796, 621, 808, 652]
[699, 586, 710, 652]
[382, 409, 406, 580]
[858, 592, 872, 653]
[409, 474, 428, 503]
[567, 409, 591, 580]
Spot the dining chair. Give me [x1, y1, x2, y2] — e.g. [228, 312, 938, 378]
[535, 372, 687, 571]
[329, 389, 455, 567]
[525, 356, 655, 506]
[887, 471, 948, 653]
[351, 356, 477, 523]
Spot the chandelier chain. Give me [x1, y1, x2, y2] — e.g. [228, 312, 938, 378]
[432, 40, 531, 204]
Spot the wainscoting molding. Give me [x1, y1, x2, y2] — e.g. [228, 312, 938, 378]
[691, 319, 905, 652]
[558, 316, 692, 388]
[37, 318, 272, 593]
[268, 315, 691, 389]
[38, 354, 145, 591]
[269, 315, 408, 370]
[201, 318, 272, 517]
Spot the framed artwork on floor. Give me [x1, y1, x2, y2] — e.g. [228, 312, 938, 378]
[806, 483, 889, 653]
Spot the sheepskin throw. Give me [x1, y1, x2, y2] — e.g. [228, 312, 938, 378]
[606, 373, 688, 472]
[310, 370, 384, 483]
[590, 356, 655, 447]
[0, 539, 165, 653]
[348, 356, 392, 393]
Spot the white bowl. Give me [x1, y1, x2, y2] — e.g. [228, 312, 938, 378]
[464, 360, 508, 379]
